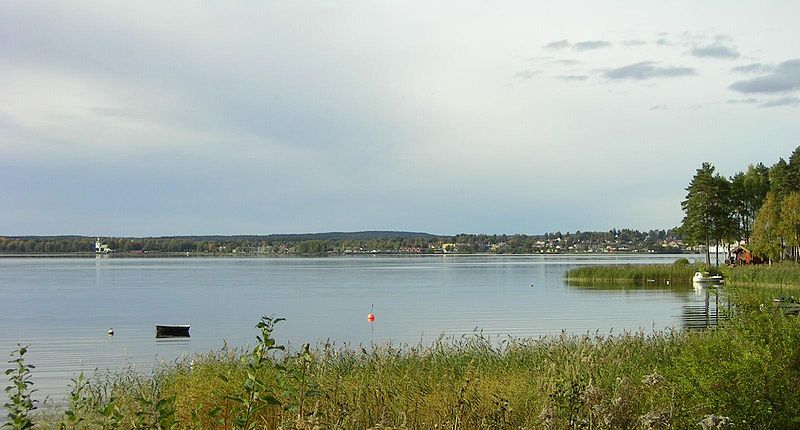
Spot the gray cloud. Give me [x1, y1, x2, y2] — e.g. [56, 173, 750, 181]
[725, 98, 758, 104]
[760, 96, 800, 108]
[690, 44, 740, 59]
[514, 69, 541, 80]
[655, 38, 672, 46]
[544, 40, 571, 50]
[650, 104, 666, 110]
[603, 61, 696, 80]
[550, 59, 581, 66]
[573, 40, 612, 51]
[621, 39, 646, 46]
[731, 63, 774, 74]
[543, 40, 611, 52]
[559, 75, 589, 81]
[729, 59, 800, 93]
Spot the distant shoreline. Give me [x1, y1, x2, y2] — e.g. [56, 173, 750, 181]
[0, 251, 690, 258]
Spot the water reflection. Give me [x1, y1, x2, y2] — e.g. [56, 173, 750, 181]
[566, 279, 727, 330]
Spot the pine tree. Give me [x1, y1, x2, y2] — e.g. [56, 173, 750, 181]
[681, 163, 734, 266]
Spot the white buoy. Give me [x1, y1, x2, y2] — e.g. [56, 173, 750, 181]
[107, 328, 114, 336]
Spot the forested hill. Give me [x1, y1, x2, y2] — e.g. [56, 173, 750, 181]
[4, 231, 436, 241]
[162, 231, 438, 241]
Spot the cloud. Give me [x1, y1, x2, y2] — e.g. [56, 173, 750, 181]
[514, 69, 541, 80]
[550, 59, 581, 66]
[543, 39, 611, 52]
[621, 39, 646, 46]
[650, 104, 666, 110]
[729, 59, 800, 94]
[712, 34, 734, 43]
[725, 98, 758, 104]
[655, 38, 672, 46]
[573, 40, 611, 51]
[690, 44, 740, 59]
[603, 62, 696, 80]
[760, 96, 800, 108]
[543, 40, 571, 50]
[559, 75, 589, 81]
[731, 63, 774, 74]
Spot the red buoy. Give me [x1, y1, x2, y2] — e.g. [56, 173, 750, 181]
[367, 304, 375, 322]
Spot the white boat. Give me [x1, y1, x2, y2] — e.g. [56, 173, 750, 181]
[693, 271, 723, 284]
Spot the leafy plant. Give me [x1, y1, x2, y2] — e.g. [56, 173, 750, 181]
[221, 315, 284, 429]
[3, 345, 37, 430]
[98, 396, 123, 430]
[59, 372, 87, 429]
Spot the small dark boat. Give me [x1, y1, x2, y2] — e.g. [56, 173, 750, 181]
[155, 324, 190, 338]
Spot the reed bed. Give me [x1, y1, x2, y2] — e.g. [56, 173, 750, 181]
[9, 288, 800, 429]
[723, 262, 800, 287]
[564, 262, 704, 285]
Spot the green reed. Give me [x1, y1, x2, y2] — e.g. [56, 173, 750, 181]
[565, 262, 710, 285]
[722, 261, 800, 287]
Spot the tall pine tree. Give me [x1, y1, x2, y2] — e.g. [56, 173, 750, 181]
[681, 163, 734, 266]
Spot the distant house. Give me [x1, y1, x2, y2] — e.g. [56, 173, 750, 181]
[731, 245, 760, 265]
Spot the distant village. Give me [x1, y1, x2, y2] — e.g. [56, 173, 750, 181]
[78, 229, 697, 256]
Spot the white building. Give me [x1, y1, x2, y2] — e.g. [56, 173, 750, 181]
[95, 238, 112, 253]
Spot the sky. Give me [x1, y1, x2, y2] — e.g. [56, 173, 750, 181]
[1, 1, 799, 236]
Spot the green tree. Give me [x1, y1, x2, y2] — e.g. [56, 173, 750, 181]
[681, 163, 735, 266]
[770, 158, 791, 199]
[714, 174, 737, 265]
[751, 192, 782, 263]
[730, 163, 771, 243]
[779, 192, 800, 262]
[787, 146, 800, 192]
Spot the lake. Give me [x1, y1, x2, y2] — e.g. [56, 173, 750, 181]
[0, 254, 714, 401]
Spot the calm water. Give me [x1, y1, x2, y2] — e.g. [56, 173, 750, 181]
[0, 254, 711, 400]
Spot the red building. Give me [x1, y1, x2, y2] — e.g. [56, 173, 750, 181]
[731, 245, 761, 265]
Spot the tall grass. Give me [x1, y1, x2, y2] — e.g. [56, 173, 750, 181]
[9, 286, 797, 429]
[565, 262, 709, 285]
[722, 262, 800, 287]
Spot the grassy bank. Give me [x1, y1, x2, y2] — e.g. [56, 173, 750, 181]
[5, 287, 797, 429]
[564, 260, 710, 285]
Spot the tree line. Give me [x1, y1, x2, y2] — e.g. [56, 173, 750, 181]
[0, 229, 685, 255]
[681, 146, 800, 265]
